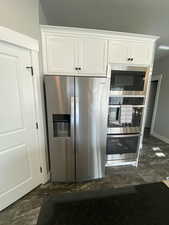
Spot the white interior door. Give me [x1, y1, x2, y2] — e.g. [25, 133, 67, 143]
[0, 42, 41, 211]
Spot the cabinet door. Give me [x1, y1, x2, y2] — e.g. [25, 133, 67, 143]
[129, 42, 152, 65]
[44, 35, 77, 75]
[108, 40, 129, 64]
[78, 38, 108, 76]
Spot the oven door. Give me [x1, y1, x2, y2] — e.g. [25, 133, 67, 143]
[107, 105, 144, 134]
[109, 65, 149, 96]
[106, 134, 140, 161]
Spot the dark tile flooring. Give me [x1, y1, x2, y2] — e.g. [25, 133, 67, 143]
[1, 132, 169, 225]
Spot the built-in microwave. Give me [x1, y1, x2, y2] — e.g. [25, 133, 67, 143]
[109, 65, 149, 96]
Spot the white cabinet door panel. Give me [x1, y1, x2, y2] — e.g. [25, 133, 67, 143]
[108, 40, 152, 65]
[78, 38, 107, 75]
[108, 41, 129, 64]
[0, 42, 41, 211]
[129, 42, 151, 65]
[45, 36, 77, 74]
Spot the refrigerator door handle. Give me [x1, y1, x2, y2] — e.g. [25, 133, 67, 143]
[75, 96, 79, 152]
[71, 96, 75, 147]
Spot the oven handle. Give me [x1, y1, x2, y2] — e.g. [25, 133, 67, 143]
[107, 134, 141, 138]
[109, 105, 144, 108]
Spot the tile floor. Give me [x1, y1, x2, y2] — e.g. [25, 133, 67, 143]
[1, 132, 169, 225]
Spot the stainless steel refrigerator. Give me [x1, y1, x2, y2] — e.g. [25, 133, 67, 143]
[44, 75, 109, 182]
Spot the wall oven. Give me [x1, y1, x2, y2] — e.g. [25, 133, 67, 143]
[106, 134, 140, 163]
[106, 65, 148, 165]
[109, 65, 149, 96]
[107, 96, 144, 134]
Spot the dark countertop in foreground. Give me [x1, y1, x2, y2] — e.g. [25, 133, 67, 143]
[37, 182, 169, 225]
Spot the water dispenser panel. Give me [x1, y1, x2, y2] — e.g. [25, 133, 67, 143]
[53, 114, 70, 137]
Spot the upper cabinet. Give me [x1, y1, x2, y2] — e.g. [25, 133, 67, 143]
[45, 35, 77, 75]
[77, 38, 107, 75]
[42, 32, 108, 76]
[108, 41, 129, 64]
[41, 26, 158, 76]
[108, 40, 152, 65]
[129, 41, 152, 65]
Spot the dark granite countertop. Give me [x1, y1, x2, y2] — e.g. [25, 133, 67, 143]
[37, 182, 169, 225]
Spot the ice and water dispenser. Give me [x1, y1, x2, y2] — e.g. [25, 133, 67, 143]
[53, 114, 70, 137]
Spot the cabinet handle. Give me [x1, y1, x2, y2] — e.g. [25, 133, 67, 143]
[75, 67, 82, 71]
[127, 58, 134, 61]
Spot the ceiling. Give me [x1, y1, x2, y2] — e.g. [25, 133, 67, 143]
[40, 0, 169, 59]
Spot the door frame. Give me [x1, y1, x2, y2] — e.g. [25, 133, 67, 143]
[150, 74, 163, 135]
[0, 27, 48, 184]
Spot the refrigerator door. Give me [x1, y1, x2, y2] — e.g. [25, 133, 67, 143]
[44, 76, 75, 182]
[75, 77, 109, 181]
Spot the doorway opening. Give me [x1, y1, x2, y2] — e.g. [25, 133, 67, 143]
[144, 74, 162, 136]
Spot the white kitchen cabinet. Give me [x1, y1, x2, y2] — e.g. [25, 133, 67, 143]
[78, 38, 108, 75]
[44, 35, 78, 75]
[41, 26, 158, 75]
[129, 42, 151, 65]
[108, 41, 129, 64]
[108, 40, 152, 65]
[42, 34, 107, 76]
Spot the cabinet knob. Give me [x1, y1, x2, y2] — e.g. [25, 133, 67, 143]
[75, 67, 81, 71]
[127, 58, 134, 61]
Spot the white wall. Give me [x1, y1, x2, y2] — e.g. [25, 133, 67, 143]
[0, 0, 48, 37]
[0, 0, 49, 175]
[152, 56, 169, 141]
[0, 0, 40, 39]
[38, 2, 50, 173]
[39, 2, 48, 25]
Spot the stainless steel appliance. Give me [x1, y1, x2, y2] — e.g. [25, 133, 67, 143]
[106, 65, 149, 166]
[110, 65, 149, 96]
[44, 76, 109, 182]
[106, 134, 140, 164]
[107, 96, 144, 134]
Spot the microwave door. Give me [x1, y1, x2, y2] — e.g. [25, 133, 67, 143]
[109, 65, 149, 96]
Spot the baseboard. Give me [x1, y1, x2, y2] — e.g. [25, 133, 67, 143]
[151, 132, 169, 144]
[41, 171, 50, 184]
